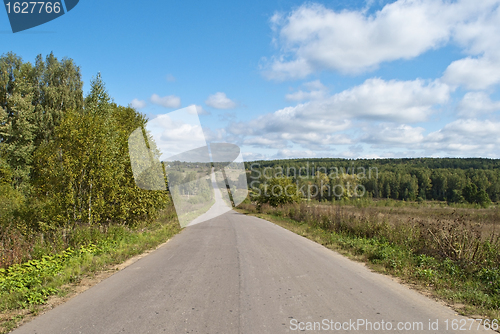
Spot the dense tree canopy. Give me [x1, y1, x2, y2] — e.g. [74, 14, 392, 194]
[0, 52, 169, 237]
[247, 158, 500, 207]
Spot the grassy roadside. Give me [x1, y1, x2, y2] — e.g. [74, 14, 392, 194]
[235, 204, 500, 326]
[0, 211, 182, 334]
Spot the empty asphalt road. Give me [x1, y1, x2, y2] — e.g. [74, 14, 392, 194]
[13, 210, 494, 333]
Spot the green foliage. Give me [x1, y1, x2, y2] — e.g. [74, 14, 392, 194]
[256, 177, 301, 207]
[0, 214, 180, 312]
[0, 52, 83, 192]
[0, 52, 180, 326]
[32, 52, 84, 145]
[0, 245, 98, 308]
[0, 53, 170, 271]
[0, 157, 24, 229]
[463, 184, 492, 207]
[463, 184, 478, 203]
[246, 158, 500, 205]
[476, 190, 492, 208]
[478, 268, 500, 295]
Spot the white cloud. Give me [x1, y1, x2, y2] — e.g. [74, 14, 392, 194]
[264, 1, 500, 81]
[265, 1, 454, 79]
[327, 78, 450, 122]
[285, 90, 326, 101]
[441, 2, 500, 89]
[150, 94, 181, 108]
[273, 149, 317, 159]
[166, 74, 176, 82]
[244, 1, 500, 158]
[144, 106, 207, 161]
[243, 135, 288, 149]
[205, 92, 237, 109]
[303, 80, 326, 91]
[442, 56, 500, 90]
[424, 119, 500, 156]
[229, 78, 449, 151]
[285, 80, 327, 101]
[158, 122, 205, 145]
[457, 92, 500, 117]
[362, 124, 426, 146]
[202, 127, 227, 142]
[130, 98, 146, 109]
[242, 152, 269, 161]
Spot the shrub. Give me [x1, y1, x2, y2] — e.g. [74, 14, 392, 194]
[256, 177, 301, 207]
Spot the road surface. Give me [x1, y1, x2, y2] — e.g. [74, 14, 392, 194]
[12, 181, 494, 333]
[187, 169, 232, 227]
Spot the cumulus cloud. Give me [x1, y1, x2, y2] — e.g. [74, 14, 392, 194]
[150, 94, 181, 108]
[250, 78, 447, 131]
[243, 135, 289, 149]
[443, 3, 500, 89]
[242, 152, 269, 161]
[229, 78, 449, 151]
[265, 1, 454, 79]
[264, 0, 500, 82]
[457, 92, 500, 117]
[362, 124, 426, 146]
[242, 0, 500, 158]
[144, 106, 206, 161]
[286, 80, 328, 101]
[202, 127, 227, 142]
[273, 149, 318, 159]
[442, 56, 500, 90]
[424, 119, 500, 156]
[130, 98, 146, 109]
[326, 78, 450, 122]
[205, 92, 237, 109]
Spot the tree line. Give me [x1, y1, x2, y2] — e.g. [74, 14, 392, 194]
[247, 158, 500, 206]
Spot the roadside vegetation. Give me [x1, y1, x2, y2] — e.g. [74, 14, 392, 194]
[237, 198, 500, 323]
[0, 53, 183, 332]
[244, 158, 500, 323]
[0, 207, 180, 333]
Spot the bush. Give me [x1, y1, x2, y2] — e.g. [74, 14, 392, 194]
[256, 177, 301, 207]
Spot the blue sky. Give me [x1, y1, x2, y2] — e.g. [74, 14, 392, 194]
[2, 0, 500, 160]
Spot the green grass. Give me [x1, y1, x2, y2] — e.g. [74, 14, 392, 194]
[236, 204, 500, 324]
[0, 212, 181, 333]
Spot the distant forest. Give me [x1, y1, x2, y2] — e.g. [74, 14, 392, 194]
[246, 158, 500, 205]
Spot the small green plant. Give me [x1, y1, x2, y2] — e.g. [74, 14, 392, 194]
[0, 211, 180, 321]
[0, 245, 103, 308]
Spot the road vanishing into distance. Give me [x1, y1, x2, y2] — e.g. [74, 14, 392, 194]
[13, 175, 495, 333]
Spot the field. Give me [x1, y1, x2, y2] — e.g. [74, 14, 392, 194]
[237, 199, 500, 322]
